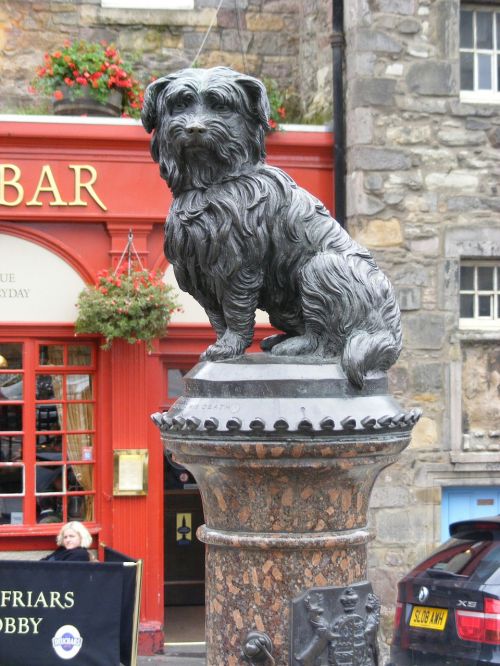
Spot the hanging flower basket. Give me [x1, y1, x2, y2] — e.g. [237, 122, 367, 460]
[53, 86, 123, 117]
[75, 266, 179, 350]
[30, 39, 145, 118]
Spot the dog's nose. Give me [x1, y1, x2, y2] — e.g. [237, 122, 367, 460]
[185, 122, 206, 135]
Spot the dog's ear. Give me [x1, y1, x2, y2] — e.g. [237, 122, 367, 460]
[235, 74, 271, 131]
[141, 75, 176, 133]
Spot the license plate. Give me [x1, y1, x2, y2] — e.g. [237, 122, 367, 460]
[409, 605, 448, 631]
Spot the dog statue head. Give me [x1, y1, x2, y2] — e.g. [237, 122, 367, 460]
[142, 67, 271, 196]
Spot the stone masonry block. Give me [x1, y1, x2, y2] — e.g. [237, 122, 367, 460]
[395, 286, 421, 311]
[355, 29, 403, 53]
[409, 416, 439, 449]
[354, 219, 403, 248]
[375, 0, 415, 14]
[351, 146, 412, 170]
[246, 12, 284, 31]
[403, 313, 446, 349]
[411, 363, 444, 393]
[351, 78, 397, 107]
[406, 61, 457, 96]
[370, 485, 410, 509]
[488, 127, 500, 148]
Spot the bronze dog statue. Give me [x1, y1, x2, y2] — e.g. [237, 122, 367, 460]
[142, 67, 402, 388]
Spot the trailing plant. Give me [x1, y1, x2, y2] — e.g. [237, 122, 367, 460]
[30, 39, 145, 118]
[75, 266, 179, 350]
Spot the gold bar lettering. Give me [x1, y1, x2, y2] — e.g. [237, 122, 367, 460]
[26, 165, 68, 207]
[0, 165, 24, 206]
[69, 165, 107, 211]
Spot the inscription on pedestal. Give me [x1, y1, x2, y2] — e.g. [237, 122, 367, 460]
[291, 583, 380, 666]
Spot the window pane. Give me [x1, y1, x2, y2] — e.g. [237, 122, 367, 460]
[67, 375, 93, 400]
[37, 496, 62, 523]
[0, 343, 22, 369]
[36, 404, 61, 431]
[460, 293, 474, 318]
[36, 375, 63, 400]
[67, 403, 94, 431]
[67, 465, 93, 491]
[0, 497, 23, 524]
[478, 266, 494, 290]
[478, 54, 492, 90]
[67, 434, 94, 461]
[68, 495, 87, 521]
[477, 12, 493, 49]
[0, 465, 24, 494]
[460, 265, 475, 290]
[73, 495, 93, 522]
[39, 345, 64, 366]
[36, 465, 63, 493]
[36, 434, 63, 456]
[0, 374, 23, 401]
[0, 405, 22, 431]
[0, 435, 22, 462]
[460, 10, 473, 48]
[68, 345, 92, 367]
[479, 295, 492, 317]
[460, 52, 474, 90]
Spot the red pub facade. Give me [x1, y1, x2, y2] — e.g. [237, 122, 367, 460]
[0, 117, 333, 654]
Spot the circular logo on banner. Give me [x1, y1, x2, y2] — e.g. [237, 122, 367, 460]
[52, 625, 83, 660]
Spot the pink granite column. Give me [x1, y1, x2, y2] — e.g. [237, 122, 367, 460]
[155, 356, 419, 665]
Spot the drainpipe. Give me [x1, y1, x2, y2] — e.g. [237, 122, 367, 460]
[332, 0, 346, 227]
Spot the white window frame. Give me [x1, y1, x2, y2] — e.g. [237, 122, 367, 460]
[101, 0, 194, 9]
[459, 260, 500, 330]
[460, 4, 500, 104]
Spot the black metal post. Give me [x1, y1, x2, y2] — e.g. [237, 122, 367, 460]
[332, 0, 346, 227]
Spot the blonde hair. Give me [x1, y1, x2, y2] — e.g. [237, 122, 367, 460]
[56, 521, 93, 549]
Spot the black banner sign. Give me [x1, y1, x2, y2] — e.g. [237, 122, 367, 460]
[0, 560, 129, 666]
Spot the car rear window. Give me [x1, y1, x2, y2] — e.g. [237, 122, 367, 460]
[413, 533, 500, 582]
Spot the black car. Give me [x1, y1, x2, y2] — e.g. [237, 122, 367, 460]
[389, 516, 500, 666]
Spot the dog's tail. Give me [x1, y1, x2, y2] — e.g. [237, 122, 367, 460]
[341, 328, 401, 389]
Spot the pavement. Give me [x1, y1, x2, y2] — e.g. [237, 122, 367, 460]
[137, 642, 206, 665]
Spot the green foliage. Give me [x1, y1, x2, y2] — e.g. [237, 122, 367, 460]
[262, 77, 288, 130]
[75, 267, 179, 350]
[30, 40, 145, 118]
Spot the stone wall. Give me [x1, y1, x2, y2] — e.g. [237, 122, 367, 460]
[344, 0, 500, 652]
[0, 0, 332, 120]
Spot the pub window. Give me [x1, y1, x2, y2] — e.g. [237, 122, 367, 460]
[460, 4, 500, 103]
[0, 340, 97, 526]
[459, 261, 500, 328]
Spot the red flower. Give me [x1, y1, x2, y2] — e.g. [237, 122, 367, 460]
[53, 90, 64, 101]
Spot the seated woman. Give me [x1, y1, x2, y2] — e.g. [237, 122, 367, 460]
[41, 521, 92, 562]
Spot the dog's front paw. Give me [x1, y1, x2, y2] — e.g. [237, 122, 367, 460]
[260, 333, 289, 352]
[271, 334, 319, 357]
[201, 331, 249, 361]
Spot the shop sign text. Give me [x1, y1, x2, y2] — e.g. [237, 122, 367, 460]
[0, 164, 107, 211]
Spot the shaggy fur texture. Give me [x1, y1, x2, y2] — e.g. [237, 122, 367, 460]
[142, 67, 402, 388]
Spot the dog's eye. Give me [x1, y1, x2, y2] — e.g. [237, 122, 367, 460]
[207, 96, 229, 112]
[172, 97, 192, 112]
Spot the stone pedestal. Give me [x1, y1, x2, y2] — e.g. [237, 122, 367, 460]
[154, 355, 419, 665]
